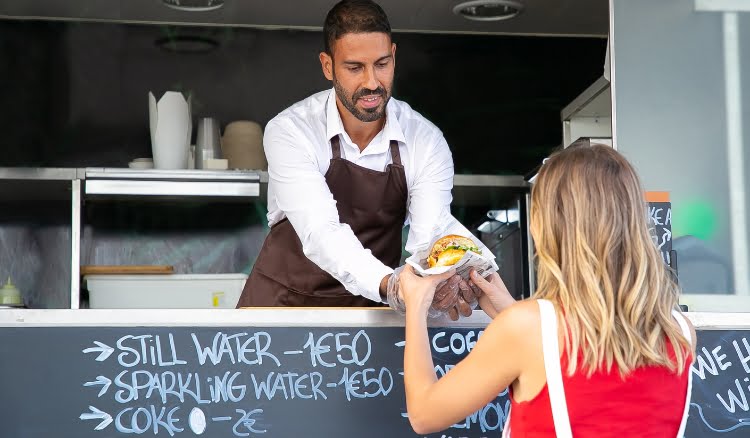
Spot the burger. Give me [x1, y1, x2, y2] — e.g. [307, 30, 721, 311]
[427, 235, 482, 268]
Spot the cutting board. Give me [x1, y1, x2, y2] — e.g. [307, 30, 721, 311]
[80, 265, 174, 275]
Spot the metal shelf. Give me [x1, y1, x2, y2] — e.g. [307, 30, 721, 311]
[0, 168, 79, 201]
[0, 168, 264, 201]
[259, 171, 527, 188]
[259, 171, 529, 207]
[0, 167, 80, 180]
[84, 168, 261, 200]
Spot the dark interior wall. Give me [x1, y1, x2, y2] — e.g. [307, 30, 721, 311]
[0, 20, 606, 174]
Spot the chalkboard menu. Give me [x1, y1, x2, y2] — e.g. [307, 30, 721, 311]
[687, 329, 750, 437]
[0, 326, 507, 438]
[648, 199, 673, 268]
[1, 323, 746, 437]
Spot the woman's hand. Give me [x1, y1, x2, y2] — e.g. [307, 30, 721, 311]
[469, 270, 516, 319]
[399, 265, 455, 317]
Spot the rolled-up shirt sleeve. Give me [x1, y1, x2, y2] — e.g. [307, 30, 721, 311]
[264, 119, 392, 303]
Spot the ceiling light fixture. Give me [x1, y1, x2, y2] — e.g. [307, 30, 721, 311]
[452, 0, 524, 22]
[162, 0, 225, 12]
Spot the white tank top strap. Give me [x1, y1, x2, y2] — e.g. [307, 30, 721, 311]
[671, 309, 692, 342]
[671, 309, 694, 438]
[501, 299, 573, 438]
[538, 299, 574, 438]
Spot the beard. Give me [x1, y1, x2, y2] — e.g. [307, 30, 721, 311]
[333, 75, 390, 123]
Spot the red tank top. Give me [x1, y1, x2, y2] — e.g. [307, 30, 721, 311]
[509, 342, 692, 437]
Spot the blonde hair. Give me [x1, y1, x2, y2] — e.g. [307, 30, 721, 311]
[530, 144, 690, 376]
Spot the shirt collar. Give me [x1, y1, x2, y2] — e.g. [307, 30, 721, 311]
[325, 88, 406, 146]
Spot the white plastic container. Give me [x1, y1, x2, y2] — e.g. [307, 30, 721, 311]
[85, 274, 247, 309]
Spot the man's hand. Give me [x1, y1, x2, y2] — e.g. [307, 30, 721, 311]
[432, 275, 483, 321]
[431, 275, 461, 312]
[388, 269, 489, 320]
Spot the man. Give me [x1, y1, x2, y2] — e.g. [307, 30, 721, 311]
[236, 0, 487, 318]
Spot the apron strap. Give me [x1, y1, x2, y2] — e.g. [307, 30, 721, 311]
[539, 299, 573, 438]
[330, 135, 342, 159]
[672, 309, 693, 438]
[389, 140, 402, 166]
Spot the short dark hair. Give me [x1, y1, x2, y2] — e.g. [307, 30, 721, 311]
[323, 0, 392, 55]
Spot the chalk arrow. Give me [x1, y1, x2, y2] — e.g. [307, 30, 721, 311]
[83, 376, 112, 397]
[691, 403, 750, 433]
[80, 406, 113, 431]
[663, 228, 672, 242]
[82, 341, 114, 362]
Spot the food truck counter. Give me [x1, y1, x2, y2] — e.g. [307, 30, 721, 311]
[0, 308, 745, 437]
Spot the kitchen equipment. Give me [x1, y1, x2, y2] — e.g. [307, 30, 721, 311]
[477, 209, 523, 298]
[0, 277, 23, 306]
[478, 209, 521, 253]
[149, 91, 192, 169]
[85, 273, 247, 309]
[80, 265, 174, 276]
[222, 120, 266, 170]
[194, 117, 222, 169]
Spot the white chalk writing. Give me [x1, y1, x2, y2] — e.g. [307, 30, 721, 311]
[78, 329, 503, 436]
[689, 334, 750, 434]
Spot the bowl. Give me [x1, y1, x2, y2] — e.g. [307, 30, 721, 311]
[128, 158, 155, 169]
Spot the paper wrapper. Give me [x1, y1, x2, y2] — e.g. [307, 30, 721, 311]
[406, 234, 499, 281]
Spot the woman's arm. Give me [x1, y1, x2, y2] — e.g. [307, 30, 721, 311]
[470, 270, 516, 319]
[400, 267, 536, 434]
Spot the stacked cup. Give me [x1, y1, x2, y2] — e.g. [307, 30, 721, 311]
[194, 117, 223, 169]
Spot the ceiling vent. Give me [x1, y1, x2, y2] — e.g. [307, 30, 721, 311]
[452, 0, 524, 22]
[162, 0, 225, 12]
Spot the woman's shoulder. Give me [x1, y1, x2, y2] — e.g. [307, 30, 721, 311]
[506, 298, 543, 318]
[485, 299, 544, 340]
[478, 299, 548, 383]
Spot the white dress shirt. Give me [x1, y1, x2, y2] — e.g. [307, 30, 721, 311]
[264, 88, 476, 303]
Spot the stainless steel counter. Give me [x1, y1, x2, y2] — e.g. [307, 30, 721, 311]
[0, 308, 736, 330]
[0, 308, 492, 327]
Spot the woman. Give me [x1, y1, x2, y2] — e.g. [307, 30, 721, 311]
[400, 144, 696, 437]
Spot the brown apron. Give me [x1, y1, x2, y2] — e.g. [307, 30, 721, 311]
[236, 135, 408, 307]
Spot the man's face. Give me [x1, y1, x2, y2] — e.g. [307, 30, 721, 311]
[320, 32, 396, 123]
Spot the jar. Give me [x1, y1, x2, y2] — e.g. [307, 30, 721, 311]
[0, 277, 23, 306]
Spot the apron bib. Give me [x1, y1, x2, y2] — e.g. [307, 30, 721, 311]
[237, 134, 407, 307]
